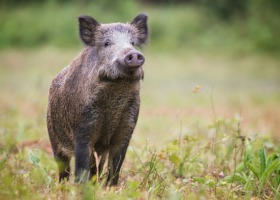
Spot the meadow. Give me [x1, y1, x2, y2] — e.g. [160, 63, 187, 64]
[0, 1, 280, 199]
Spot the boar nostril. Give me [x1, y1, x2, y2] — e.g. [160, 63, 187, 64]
[137, 54, 144, 62]
[128, 54, 133, 61]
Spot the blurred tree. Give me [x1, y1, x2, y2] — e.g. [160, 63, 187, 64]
[141, 0, 193, 4]
[198, 0, 248, 20]
[0, 0, 91, 6]
[0, 0, 279, 52]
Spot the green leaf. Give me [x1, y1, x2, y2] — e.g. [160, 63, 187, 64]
[224, 173, 246, 184]
[167, 143, 179, 153]
[128, 181, 140, 190]
[258, 148, 266, 176]
[267, 153, 279, 167]
[244, 176, 254, 192]
[184, 135, 197, 143]
[193, 177, 216, 187]
[193, 177, 207, 184]
[45, 175, 52, 187]
[29, 152, 40, 166]
[205, 179, 216, 187]
[248, 163, 260, 179]
[244, 138, 252, 166]
[0, 158, 6, 171]
[169, 153, 181, 166]
[128, 181, 142, 199]
[130, 190, 141, 199]
[235, 163, 245, 173]
[259, 158, 280, 193]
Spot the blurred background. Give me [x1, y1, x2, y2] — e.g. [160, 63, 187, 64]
[0, 0, 280, 147]
[1, 0, 280, 51]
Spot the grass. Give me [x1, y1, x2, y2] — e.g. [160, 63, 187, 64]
[0, 1, 280, 199]
[0, 46, 280, 199]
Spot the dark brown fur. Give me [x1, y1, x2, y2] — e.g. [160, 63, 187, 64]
[47, 14, 148, 185]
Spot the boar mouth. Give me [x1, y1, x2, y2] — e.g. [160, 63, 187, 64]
[117, 60, 142, 74]
[97, 61, 144, 82]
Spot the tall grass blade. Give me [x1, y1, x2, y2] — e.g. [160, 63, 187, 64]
[259, 159, 280, 194]
[274, 183, 280, 200]
[244, 175, 254, 193]
[224, 173, 247, 184]
[244, 138, 252, 166]
[259, 148, 266, 176]
[267, 153, 279, 167]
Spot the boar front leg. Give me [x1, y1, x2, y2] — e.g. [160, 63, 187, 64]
[74, 138, 92, 183]
[107, 98, 140, 185]
[107, 141, 130, 185]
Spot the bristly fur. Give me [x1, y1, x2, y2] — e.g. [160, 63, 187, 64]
[47, 14, 148, 185]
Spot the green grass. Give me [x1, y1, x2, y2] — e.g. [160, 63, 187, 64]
[0, 47, 280, 199]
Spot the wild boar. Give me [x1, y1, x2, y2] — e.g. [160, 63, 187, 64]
[47, 13, 148, 185]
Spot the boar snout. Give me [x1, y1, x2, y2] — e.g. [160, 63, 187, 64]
[124, 50, 145, 68]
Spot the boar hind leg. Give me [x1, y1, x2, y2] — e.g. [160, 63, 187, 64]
[107, 143, 129, 186]
[55, 152, 71, 182]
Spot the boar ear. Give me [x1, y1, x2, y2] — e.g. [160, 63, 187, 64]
[78, 15, 100, 46]
[131, 13, 148, 45]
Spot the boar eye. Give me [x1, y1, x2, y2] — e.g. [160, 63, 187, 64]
[131, 41, 135, 46]
[104, 41, 111, 47]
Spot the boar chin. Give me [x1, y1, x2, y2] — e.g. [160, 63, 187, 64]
[97, 62, 144, 81]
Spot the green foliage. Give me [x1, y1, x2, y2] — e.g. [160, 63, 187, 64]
[0, 1, 280, 52]
[0, 0, 138, 48]
[4, 106, 280, 198]
[198, 0, 248, 20]
[226, 145, 280, 197]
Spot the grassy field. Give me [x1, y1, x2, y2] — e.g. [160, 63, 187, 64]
[1, 1, 280, 199]
[0, 46, 280, 199]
